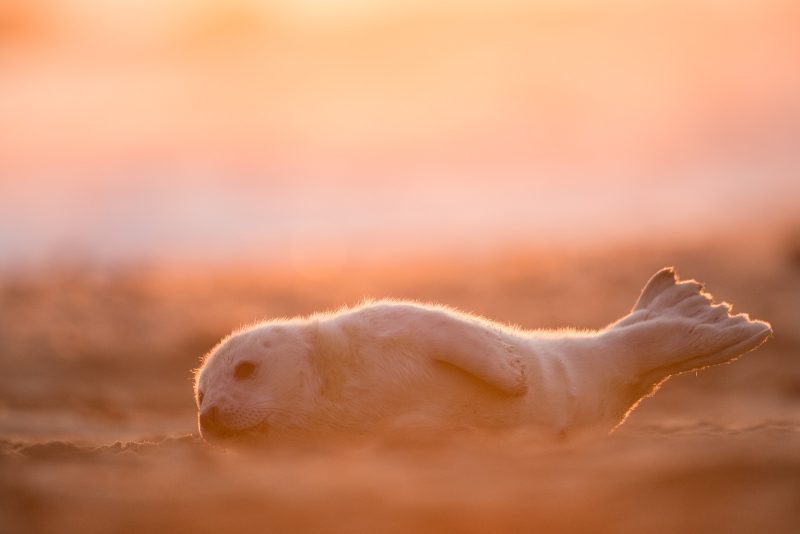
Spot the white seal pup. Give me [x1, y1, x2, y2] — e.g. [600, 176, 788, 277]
[194, 268, 771, 444]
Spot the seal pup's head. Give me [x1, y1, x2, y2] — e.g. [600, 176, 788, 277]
[194, 321, 318, 444]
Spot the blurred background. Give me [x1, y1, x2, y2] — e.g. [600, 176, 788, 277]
[1, 0, 799, 265]
[1, 2, 799, 533]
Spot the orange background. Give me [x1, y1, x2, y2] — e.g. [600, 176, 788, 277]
[1, 0, 798, 264]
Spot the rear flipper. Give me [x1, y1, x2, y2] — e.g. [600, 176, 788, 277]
[605, 267, 772, 390]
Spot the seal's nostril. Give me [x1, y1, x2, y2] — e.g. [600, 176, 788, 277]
[199, 405, 219, 428]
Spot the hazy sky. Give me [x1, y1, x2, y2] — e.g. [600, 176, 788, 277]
[1, 1, 798, 263]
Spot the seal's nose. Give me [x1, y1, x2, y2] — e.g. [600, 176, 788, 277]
[199, 405, 219, 428]
[199, 405, 233, 439]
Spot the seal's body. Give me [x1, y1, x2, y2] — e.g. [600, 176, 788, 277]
[194, 268, 771, 444]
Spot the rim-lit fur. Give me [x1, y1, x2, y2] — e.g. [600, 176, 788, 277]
[194, 268, 772, 444]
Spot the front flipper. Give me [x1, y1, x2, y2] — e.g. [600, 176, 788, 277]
[400, 305, 528, 395]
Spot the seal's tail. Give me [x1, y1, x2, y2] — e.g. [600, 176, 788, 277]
[606, 267, 772, 387]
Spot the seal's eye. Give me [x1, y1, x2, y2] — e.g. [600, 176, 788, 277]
[234, 361, 256, 380]
[197, 391, 205, 406]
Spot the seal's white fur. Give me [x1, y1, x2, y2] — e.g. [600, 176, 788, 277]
[194, 268, 771, 443]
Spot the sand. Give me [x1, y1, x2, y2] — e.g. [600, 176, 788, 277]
[1, 237, 799, 533]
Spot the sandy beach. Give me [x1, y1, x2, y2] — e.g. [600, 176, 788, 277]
[2, 238, 798, 533]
